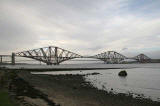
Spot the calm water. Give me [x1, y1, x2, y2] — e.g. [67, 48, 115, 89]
[85, 68, 160, 101]
[32, 63, 160, 101]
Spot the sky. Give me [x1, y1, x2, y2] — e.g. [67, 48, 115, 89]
[0, 0, 160, 58]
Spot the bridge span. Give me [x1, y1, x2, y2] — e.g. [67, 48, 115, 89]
[0, 46, 151, 65]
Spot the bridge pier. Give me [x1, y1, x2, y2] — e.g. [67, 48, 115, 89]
[55, 47, 59, 65]
[12, 53, 15, 65]
[46, 63, 52, 65]
[0, 56, 2, 63]
[46, 62, 59, 65]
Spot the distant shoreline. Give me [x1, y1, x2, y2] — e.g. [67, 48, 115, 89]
[0, 67, 128, 71]
[1, 63, 160, 71]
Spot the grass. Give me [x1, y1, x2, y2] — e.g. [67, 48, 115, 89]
[0, 89, 15, 106]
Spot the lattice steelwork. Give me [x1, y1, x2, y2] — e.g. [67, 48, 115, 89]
[13, 46, 153, 65]
[15, 46, 82, 65]
[93, 51, 127, 63]
[134, 54, 151, 63]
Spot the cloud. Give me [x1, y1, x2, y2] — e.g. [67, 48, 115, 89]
[0, 0, 160, 58]
[122, 48, 128, 51]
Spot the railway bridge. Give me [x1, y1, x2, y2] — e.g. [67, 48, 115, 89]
[0, 46, 151, 65]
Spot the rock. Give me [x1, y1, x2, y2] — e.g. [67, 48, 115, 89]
[91, 72, 100, 75]
[118, 70, 127, 77]
[86, 72, 100, 76]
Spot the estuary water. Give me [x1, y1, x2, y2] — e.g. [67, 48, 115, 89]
[31, 63, 160, 101]
[85, 68, 160, 101]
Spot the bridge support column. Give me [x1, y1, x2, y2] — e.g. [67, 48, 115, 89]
[55, 47, 59, 65]
[12, 53, 15, 65]
[0, 56, 2, 63]
[49, 46, 52, 62]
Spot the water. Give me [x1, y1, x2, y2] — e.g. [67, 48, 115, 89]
[31, 63, 160, 101]
[85, 68, 160, 101]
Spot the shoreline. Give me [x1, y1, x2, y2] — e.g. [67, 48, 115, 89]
[1, 63, 160, 71]
[0, 67, 129, 71]
[18, 70, 160, 106]
[0, 70, 58, 106]
[1, 70, 160, 106]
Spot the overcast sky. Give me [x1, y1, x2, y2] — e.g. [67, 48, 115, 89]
[0, 0, 160, 58]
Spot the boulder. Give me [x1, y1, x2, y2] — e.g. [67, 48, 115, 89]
[118, 70, 127, 77]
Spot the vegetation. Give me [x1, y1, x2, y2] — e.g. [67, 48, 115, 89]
[0, 89, 16, 106]
[0, 70, 17, 106]
[0, 70, 57, 106]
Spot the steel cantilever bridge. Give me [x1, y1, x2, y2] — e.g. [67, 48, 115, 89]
[15, 46, 82, 65]
[14, 46, 151, 65]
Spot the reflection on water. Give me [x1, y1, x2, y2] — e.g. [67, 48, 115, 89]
[32, 63, 160, 101]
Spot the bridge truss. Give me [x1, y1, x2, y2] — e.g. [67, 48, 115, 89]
[15, 46, 82, 65]
[133, 54, 151, 63]
[92, 51, 127, 63]
[11, 46, 152, 65]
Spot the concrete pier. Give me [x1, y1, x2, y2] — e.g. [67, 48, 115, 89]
[0, 56, 2, 63]
[12, 53, 15, 65]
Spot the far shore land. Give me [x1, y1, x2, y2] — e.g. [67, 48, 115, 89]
[0, 69, 160, 106]
[1, 63, 160, 71]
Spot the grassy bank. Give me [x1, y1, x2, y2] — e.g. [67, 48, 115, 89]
[0, 70, 17, 106]
[0, 70, 58, 106]
[0, 89, 16, 106]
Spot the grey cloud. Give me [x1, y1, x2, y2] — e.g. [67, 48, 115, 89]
[122, 48, 128, 51]
[145, 50, 160, 59]
[0, 9, 38, 53]
[0, 0, 160, 58]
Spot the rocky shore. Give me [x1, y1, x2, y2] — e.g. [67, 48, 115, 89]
[0, 70, 160, 106]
